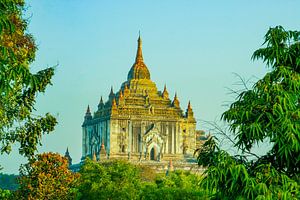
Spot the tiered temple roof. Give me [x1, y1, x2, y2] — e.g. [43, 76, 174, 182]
[87, 35, 194, 121]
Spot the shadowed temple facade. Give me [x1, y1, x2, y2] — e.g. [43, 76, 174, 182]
[81, 36, 204, 163]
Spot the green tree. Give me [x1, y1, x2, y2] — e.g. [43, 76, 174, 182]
[0, 0, 57, 159]
[141, 170, 208, 200]
[0, 188, 12, 200]
[15, 152, 80, 200]
[78, 159, 142, 200]
[197, 26, 300, 199]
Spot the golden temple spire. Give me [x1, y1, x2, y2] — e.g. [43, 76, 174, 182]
[124, 84, 130, 97]
[111, 97, 118, 115]
[135, 33, 143, 63]
[172, 93, 180, 108]
[119, 89, 124, 99]
[127, 34, 150, 80]
[186, 100, 194, 119]
[162, 84, 169, 99]
[112, 97, 117, 107]
[188, 101, 192, 110]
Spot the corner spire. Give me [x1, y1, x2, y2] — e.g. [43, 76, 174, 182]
[172, 93, 180, 108]
[84, 105, 92, 122]
[109, 86, 115, 101]
[98, 96, 104, 109]
[186, 100, 194, 119]
[162, 84, 169, 99]
[86, 105, 91, 114]
[135, 33, 143, 62]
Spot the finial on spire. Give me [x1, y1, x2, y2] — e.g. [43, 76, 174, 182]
[65, 147, 70, 157]
[86, 105, 91, 113]
[98, 96, 104, 109]
[124, 83, 130, 97]
[64, 147, 72, 166]
[84, 105, 92, 121]
[172, 93, 180, 108]
[135, 32, 143, 62]
[162, 84, 169, 99]
[186, 100, 194, 118]
[119, 90, 123, 98]
[188, 101, 192, 110]
[109, 87, 115, 101]
[112, 97, 117, 107]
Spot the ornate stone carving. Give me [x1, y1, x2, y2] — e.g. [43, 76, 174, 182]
[81, 35, 203, 162]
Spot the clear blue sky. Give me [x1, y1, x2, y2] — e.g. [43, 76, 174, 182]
[1, 0, 299, 174]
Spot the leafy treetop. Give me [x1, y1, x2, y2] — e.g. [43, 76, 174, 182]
[0, 0, 57, 158]
[197, 26, 300, 199]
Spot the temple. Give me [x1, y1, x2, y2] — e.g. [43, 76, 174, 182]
[81, 36, 204, 162]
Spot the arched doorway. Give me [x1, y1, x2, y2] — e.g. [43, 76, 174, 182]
[150, 147, 157, 160]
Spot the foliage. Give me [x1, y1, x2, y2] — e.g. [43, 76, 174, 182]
[155, 170, 202, 190]
[15, 152, 80, 200]
[141, 184, 207, 200]
[0, 0, 57, 159]
[78, 159, 142, 200]
[79, 159, 207, 200]
[140, 170, 208, 200]
[0, 173, 18, 190]
[197, 26, 300, 199]
[0, 188, 12, 200]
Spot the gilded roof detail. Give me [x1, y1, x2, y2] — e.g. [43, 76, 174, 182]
[90, 36, 193, 121]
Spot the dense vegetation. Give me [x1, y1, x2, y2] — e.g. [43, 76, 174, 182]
[196, 26, 300, 199]
[1, 157, 206, 199]
[15, 153, 80, 200]
[0, 0, 56, 198]
[0, 0, 57, 158]
[77, 159, 207, 200]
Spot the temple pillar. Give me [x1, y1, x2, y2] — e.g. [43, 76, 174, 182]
[166, 123, 169, 154]
[176, 122, 180, 154]
[172, 124, 175, 154]
[128, 121, 132, 154]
